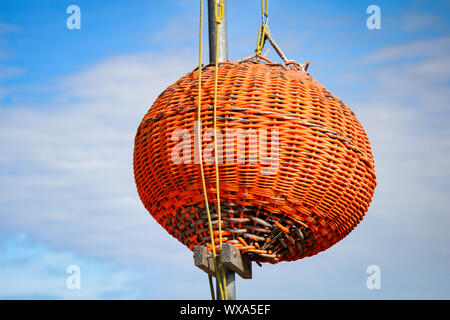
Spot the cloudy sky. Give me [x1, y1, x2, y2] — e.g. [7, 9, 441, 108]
[0, 0, 449, 299]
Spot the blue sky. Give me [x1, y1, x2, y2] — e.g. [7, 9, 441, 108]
[0, 0, 449, 299]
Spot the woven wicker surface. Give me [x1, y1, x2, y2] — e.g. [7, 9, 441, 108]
[133, 56, 376, 263]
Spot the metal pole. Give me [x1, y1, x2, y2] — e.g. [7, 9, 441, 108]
[208, 0, 228, 63]
[216, 267, 236, 300]
[208, 0, 234, 300]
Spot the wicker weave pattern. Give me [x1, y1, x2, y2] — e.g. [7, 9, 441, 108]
[133, 58, 376, 263]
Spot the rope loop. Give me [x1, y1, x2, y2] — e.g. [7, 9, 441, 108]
[215, 0, 224, 24]
[255, 24, 267, 55]
[255, 0, 269, 55]
[261, 0, 268, 24]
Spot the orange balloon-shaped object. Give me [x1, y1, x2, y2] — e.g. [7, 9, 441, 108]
[133, 56, 376, 263]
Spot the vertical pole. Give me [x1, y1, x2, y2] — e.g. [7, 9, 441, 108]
[208, 0, 234, 300]
[216, 267, 236, 300]
[208, 0, 228, 63]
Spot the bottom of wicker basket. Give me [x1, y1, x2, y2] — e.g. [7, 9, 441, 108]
[165, 202, 314, 263]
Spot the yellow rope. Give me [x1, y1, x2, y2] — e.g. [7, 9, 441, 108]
[197, 0, 225, 300]
[255, 0, 269, 54]
[213, 0, 228, 301]
[261, 0, 268, 17]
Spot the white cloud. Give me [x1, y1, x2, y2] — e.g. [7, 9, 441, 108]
[0, 19, 23, 104]
[0, 51, 197, 272]
[0, 233, 142, 299]
[152, 14, 197, 44]
[349, 36, 450, 240]
[0, 21, 20, 34]
[0, 20, 19, 60]
[402, 12, 442, 32]
[0, 65, 25, 80]
[362, 36, 450, 63]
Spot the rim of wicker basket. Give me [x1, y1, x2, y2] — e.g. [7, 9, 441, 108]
[196, 54, 310, 74]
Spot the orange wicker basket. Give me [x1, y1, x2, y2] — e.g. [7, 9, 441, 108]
[133, 56, 376, 263]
